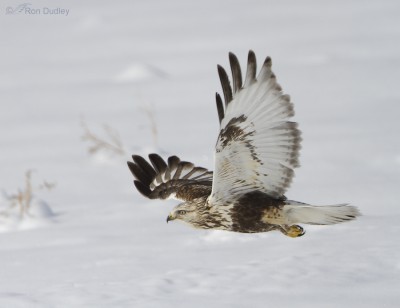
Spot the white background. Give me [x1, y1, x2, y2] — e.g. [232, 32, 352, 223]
[0, 0, 399, 307]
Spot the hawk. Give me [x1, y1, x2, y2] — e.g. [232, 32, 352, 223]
[127, 51, 360, 237]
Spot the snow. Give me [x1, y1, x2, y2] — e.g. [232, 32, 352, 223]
[1, 0, 400, 307]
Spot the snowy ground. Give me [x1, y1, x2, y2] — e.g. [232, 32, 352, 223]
[1, 0, 400, 307]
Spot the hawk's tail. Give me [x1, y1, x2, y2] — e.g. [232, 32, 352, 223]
[284, 203, 361, 225]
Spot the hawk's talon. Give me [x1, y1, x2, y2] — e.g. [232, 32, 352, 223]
[281, 225, 305, 238]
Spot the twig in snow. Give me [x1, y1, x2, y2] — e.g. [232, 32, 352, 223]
[81, 118, 126, 156]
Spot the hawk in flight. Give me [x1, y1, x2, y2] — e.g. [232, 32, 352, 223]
[127, 51, 360, 237]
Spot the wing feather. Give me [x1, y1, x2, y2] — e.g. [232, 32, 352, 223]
[243, 50, 257, 87]
[215, 93, 224, 125]
[128, 154, 213, 201]
[229, 52, 243, 93]
[209, 51, 301, 204]
[217, 65, 233, 107]
[149, 153, 167, 173]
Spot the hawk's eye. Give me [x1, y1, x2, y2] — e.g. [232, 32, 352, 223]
[178, 210, 187, 215]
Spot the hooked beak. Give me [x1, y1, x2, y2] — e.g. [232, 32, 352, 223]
[166, 213, 175, 223]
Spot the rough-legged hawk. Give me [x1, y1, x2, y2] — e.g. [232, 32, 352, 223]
[127, 51, 360, 237]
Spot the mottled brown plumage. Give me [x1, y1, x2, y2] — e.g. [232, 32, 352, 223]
[127, 51, 360, 237]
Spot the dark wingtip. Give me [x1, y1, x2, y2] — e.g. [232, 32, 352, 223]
[167, 155, 180, 168]
[132, 155, 156, 177]
[248, 50, 256, 65]
[149, 153, 167, 173]
[244, 50, 257, 86]
[217, 64, 233, 106]
[131, 154, 143, 162]
[127, 161, 142, 180]
[127, 155, 157, 188]
[229, 52, 243, 93]
[263, 56, 272, 67]
[127, 161, 135, 173]
[133, 180, 152, 198]
[215, 92, 224, 124]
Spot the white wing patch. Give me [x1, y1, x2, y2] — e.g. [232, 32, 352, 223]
[210, 51, 301, 205]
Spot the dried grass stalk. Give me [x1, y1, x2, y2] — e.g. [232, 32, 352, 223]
[81, 119, 125, 156]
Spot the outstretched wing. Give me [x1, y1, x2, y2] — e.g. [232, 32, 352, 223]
[127, 154, 213, 201]
[210, 51, 301, 205]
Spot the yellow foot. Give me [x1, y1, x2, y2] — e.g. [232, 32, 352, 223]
[283, 225, 305, 238]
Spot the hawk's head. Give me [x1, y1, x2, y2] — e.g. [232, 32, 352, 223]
[166, 197, 214, 229]
[167, 200, 203, 224]
[166, 196, 230, 230]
